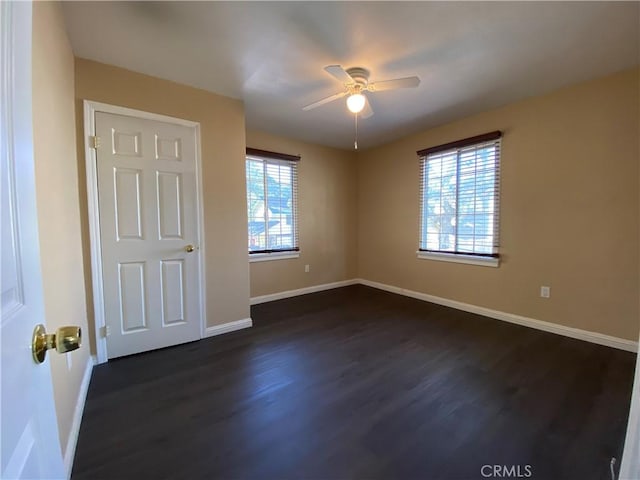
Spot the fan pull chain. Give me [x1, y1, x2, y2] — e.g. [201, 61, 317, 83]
[354, 112, 358, 150]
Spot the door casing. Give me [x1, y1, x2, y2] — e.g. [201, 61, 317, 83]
[83, 101, 206, 364]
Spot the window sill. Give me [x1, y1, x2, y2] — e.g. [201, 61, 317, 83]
[417, 251, 499, 268]
[249, 252, 300, 263]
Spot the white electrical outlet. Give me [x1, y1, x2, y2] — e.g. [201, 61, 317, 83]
[540, 286, 550, 298]
[304, 264, 310, 273]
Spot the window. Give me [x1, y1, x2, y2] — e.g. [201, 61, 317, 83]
[418, 131, 501, 266]
[245, 148, 299, 259]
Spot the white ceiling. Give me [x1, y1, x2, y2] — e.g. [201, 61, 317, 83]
[62, 2, 639, 150]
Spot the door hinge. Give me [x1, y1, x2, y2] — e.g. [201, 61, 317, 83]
[89, 135, 101, 149]
[100, 325, 111, 337]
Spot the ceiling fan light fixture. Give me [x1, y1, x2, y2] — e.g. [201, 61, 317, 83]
[346, 93, 366, 113]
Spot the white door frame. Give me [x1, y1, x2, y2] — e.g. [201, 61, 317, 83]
[619, 329, 639, 479]
[83, 101, 206, 364]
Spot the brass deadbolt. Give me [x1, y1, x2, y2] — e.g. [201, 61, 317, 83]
[32, 324, 82, 364]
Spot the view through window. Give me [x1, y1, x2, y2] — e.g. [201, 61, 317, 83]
[418, 132, 501, 258]
[245, 149, 299, 254]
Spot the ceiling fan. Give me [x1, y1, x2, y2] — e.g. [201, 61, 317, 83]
[302, 65, 420, 118]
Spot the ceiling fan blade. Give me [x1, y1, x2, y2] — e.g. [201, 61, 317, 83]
[368, 76, 420, 92]
[324, 65, 354, 84]
[302, 91, 348, 111]
[360, 97, 374, 119]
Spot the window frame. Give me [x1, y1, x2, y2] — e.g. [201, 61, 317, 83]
[245, 147, 300, 262]
[417, 131, 502, 268]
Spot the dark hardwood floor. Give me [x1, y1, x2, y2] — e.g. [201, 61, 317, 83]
[72, 285, 636, 480]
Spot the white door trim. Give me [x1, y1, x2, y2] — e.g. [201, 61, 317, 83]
[619, 329, 640, 479]
[83, 101, 206, 364]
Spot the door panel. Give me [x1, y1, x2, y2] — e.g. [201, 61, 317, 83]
[155, 135, 182, 161]
[112, 129, 142, 157]
[118, 262, 148, 332]
[160, 260, 186, 325]
[114, 168, 143, 240]
[156, 171, 183, 239]
[96, 112, 201, 359]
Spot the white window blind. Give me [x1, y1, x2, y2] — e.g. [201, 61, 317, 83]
[245, 148, 299, 254]
[418, 131, 501, 258]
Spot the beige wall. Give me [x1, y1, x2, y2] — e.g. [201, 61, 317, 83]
[74, 59, 251, 333]
[32, 1, 91, 456]
[246, 130, 357, 297]
[357, 67, 640, 341]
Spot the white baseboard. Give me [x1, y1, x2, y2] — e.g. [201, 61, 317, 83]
[204, 318, 253, 338]
[250, 279, 359, 305]
[64, 355, 96, 479]
[357, 278, 638, 353]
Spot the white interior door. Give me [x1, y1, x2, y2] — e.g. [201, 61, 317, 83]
[1, 2, 65, 478]
[95, 112, 202, 359]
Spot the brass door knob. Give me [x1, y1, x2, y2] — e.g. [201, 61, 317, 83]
[32, 324, 82, 364]
[185, 244, 195, 253]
